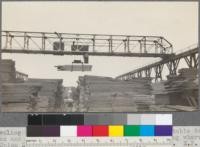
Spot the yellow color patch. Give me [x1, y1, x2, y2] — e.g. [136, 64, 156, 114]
[109, 125, 124, 137]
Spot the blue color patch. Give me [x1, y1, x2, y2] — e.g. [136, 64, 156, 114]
[140, 125, 155, 136]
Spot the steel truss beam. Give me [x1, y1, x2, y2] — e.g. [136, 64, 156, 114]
[184, 53, 198, 68]
[116, 47, 199, 82]
[1, 30, 173, 58]
[166, 59, 180, 75]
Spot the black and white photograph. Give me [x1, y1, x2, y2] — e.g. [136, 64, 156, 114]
[0, 1, 199, 112]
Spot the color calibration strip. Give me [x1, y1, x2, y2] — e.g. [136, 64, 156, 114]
[28, 114, 172, 125]
[27, 114, 172, 137]
[27, 125, 173, 137]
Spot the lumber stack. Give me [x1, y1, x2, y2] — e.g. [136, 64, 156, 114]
[0, 59, 28, 83]
[26, 78, 64, 111]
[1, 83, 41, 112]
[152, 82, 171, 105]
[2, 83, 41, 103]
[152, 68, 198, 107]
[0, 60, 16, 83]
[29, 96, 49, 112]
[178, 68, 197, 79]
[78, 75, 154, 112]
[2, 103, 30, 112]
[15, 71, 29, 83]
[62, 87, 79, 112]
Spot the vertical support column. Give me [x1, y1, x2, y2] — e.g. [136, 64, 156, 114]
[155, 41, 158, 54]
[137, 71, 142, 78]
[108, 37, 111, 53]
[160, 37, 163, 53]
[123, 37, 130, 53]
[196, 54, 199, 68]
[145, 68, 152, 78]
[171, 45, 173, 54]
[139, 37, 147, 53]
[123, 39, 127, 52]
[154, 66, 157, 82]
[24, 33, 27, 49]
[139, 40, 142, 53]
[55, 32, 63, 50]
[108, 35, 113, 53]
[184, 54, 198, 68]
[184, 56, 191, 68]
[143, 37, 147, 53]
[42, 33, 46, 51]
[128, 74, 131, 80]
[154, 64, 164, 82]
[127, 36, 130, 53]
[108, 36, 113, 53]
[92, 35, 95, 52]
[8, 34, 14, 49]
[110, 36, 113, 52]
[76, 37, 79, 51]
[59, 33, 63, 51]
[4, 31, 13, 49]
[24, 33, 30, 50]
[173, 59, 180, 74]
[132, 73, 136, 79]
[192, 53, 198, 68]
[190, 55, 193, 67]
[5, 31, 9, 49]
[166, 59, 180, 75]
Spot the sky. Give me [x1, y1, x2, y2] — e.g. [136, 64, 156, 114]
[2, 1, 198, 86]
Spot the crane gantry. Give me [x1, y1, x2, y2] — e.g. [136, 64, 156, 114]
[1, 30, 198, 81]
[2, 30, 173, 58]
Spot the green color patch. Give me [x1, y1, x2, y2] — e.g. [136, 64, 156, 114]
[124, 125, 140, 136]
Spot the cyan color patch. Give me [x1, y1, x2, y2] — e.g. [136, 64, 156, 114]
[140, 125, 155, 136]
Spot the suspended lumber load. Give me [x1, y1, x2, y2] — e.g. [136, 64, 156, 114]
[56, 64, 92, 71]
[55, 60, 92, 72]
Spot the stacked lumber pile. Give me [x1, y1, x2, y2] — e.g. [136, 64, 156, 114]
[152, 68, 198, 108]
[165, 68, 197, 93]
[2, 83, 41, 103]
[0, 60, 16, 83]
[78, 75, 154, 112]
[29, 96, 49, 112]
[0, 59, 65, 112]
[2, 103, 30, 112]
[15, 71, 28, 83]
[26, 78, 64, 111]
[152, 82, 170, 105]
[1, 83, 41, 112]
[0, 59, 28, 83]
[62, 87, 79, 112]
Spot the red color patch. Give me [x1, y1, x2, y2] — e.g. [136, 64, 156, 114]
[92, 125, 108, 136]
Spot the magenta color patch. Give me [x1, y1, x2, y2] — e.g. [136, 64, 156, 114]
[77, 126, 92, 136]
